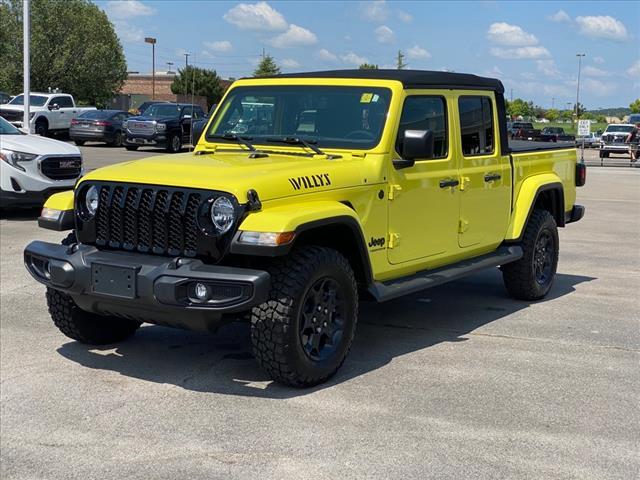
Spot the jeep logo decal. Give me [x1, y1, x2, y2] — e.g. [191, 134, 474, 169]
[368, 237, 385, 249]
[288, 173, 331, 191]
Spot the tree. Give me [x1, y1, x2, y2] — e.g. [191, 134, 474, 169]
[359, 63, 379, 70]
[573, 102, 585, 117]
[253, 55, 280, 77]
[171, 66, 224, 108]
[630, 99, 640, 113]
[0, 0, 127, 107]
[546, 109, 560, 122]
[507, 98, 534, 118]
[396, 50, 407, 70]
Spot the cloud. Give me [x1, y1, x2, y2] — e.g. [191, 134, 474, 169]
[548, 10, 571, 23]
[407, 45, 431, 60]
[537, 59, 560, 77]
[483, 66, 504, 77]
[223, 1, 287, 32]
[593, 56, 605, 64]
[517, 82, 572, 98]
[281, 58, 301, 68]
[580, 78, 617, 97]
[340, 52, 368, 66]
[582, 65, 609, 77]
[267, 24, 317, 48]
[397, 10, 412, 23]
[628, 60, 640, 78]
[490, 46, 551, 59]
[105, 0, 155, 19]
[361, 0, 388, 22]
[487, 22, 538, 46]
[113, 20, 144, 43]
[203, 40, 233, 53]
[575, 16, 631, 41]
[375, 25, 394, 44]
[317, 48, 338, 62]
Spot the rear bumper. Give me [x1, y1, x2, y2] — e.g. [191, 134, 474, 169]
[24, 241, 270, 331]
[565, 205, 585, 224]
[69, 130, 115, 142]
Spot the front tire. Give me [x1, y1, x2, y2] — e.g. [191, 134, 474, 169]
[73, 139, 85, 146]
[35, 119, 48, 137]
[125, 145, 139, 151]
[502, 209, 559, 301]
[250, 246, 358, 387]
[167, 132, 182, 153]
[46, 289, 141, 344]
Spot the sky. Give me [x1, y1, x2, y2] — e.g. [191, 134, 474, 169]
[97, 0, 640, 109]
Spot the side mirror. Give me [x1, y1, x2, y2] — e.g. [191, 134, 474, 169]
[192, 121, 205, 145]
[48, 103, 60, 111]
[181, 114, 192, 121]
[397, 129, 434, 167]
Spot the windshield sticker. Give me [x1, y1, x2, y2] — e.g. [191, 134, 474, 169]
[289, 173, 331, 191]
[360, 93, 373, 103]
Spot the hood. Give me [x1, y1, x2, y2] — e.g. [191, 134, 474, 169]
[0, 133, 81, 156]
[0, 104, 45, 112]
[128, 115, 176, 123]
[80, 150, 371, 203]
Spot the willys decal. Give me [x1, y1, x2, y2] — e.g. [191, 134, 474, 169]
[288, 173, 331, 191]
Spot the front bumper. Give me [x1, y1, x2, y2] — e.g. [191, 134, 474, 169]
[24, 241, 270, 332]
[600, 144, 629, 152]
[124, 133, 167, 147]
[0, 186, 71, 208]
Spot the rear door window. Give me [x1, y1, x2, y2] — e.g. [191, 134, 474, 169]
[52, 96, 73, 108]
[458, 96, 494, 156]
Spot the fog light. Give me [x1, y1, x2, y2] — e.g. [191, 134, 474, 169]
[194, 282, 209, 301]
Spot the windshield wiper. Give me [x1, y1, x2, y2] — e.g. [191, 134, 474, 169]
[266, 136, 340, 159]
[208, 133, 268, 158]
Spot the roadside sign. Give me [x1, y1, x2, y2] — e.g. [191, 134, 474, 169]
[578, 119, 591, 137]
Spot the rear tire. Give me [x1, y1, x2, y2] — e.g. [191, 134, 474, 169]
[599, 151, 609, 158]
[502, 209, 558, 301]
[109, 131, 124, 147]
[125, 146, 138, 151]
[46, 288, 141, 344]
[250, 246, 358, 387]
[74, 140, 85, 146]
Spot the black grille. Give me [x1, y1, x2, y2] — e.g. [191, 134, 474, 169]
[40, 156, 82, 180]
[0, 110, 22, 122]
[93, 185, 202, 257]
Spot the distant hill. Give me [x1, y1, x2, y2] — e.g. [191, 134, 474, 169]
[587, 107, 631, 118]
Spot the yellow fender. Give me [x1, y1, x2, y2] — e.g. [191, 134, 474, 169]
[44, 190, 74, 211]
[239, 201, 361, 233]
[505, 173, 563, 240]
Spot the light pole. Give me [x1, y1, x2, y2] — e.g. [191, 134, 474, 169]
[145, 37, 157, 99]
[575, 53, 585, 121]
[23, 0, 30, 133]
[183, 52, 190, 69]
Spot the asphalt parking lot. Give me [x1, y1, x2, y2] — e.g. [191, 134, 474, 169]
[1, 145, 639, 479]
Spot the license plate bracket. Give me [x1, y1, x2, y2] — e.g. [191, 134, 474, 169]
[91, 263, 137, 299]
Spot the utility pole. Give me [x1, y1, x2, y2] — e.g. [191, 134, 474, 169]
[551, 97, 555, 109]
[396, 50, 407, 70]
[510, 89, 513, 102]
[166, 61, 174, 74]
[183, 52, 190, 69]
[22, 0, 30, 133]
[575, 53, 585, 121]
[262, 47, 266, 61]
[145, 37, 157, 100]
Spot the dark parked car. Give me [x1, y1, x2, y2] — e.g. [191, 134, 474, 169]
[510, 121, 541, 141]
[540, 127, 575, 142]
[134, 101, 170, 116]
[190, 103, 217, 144]
[124, 103, 206, 153]
[69, 110, 132, 146]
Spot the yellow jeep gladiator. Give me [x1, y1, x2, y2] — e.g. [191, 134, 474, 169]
[25, 70, 585, 387]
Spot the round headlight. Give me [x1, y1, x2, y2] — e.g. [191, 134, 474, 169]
[85, 185, 99, 216]
[210, 196, 235, 233]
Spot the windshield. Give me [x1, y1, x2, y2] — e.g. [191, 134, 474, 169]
[144, 104, 181, 118]
[0, 116, 22, 134]
[206, 85, 392, 150]
[9, 94, 48, 106]
[605, 125, 634, 133]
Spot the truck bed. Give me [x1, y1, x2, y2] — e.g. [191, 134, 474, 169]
[509, 139, 576, 153]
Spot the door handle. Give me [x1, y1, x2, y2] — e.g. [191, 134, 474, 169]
[484, 173, 501, 182]
[439, 178, 460, 188]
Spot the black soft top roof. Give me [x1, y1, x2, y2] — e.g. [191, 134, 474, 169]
[261, 69, 504, 93]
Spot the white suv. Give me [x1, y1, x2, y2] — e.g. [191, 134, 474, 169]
[0, 117, 82, 208]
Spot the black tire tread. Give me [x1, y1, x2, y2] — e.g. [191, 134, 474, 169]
[502, 209, 558, 300]
[250, 246, 358, 387]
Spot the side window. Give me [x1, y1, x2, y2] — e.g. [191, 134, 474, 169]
[52, 96, 73, 108]
[396, 96, 448, 159]
[458, 96, 494, 156]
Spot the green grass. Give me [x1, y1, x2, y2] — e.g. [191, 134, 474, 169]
[533, 122, 608, 135]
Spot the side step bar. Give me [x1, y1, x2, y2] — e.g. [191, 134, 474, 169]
[368, 245, 523, 302]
